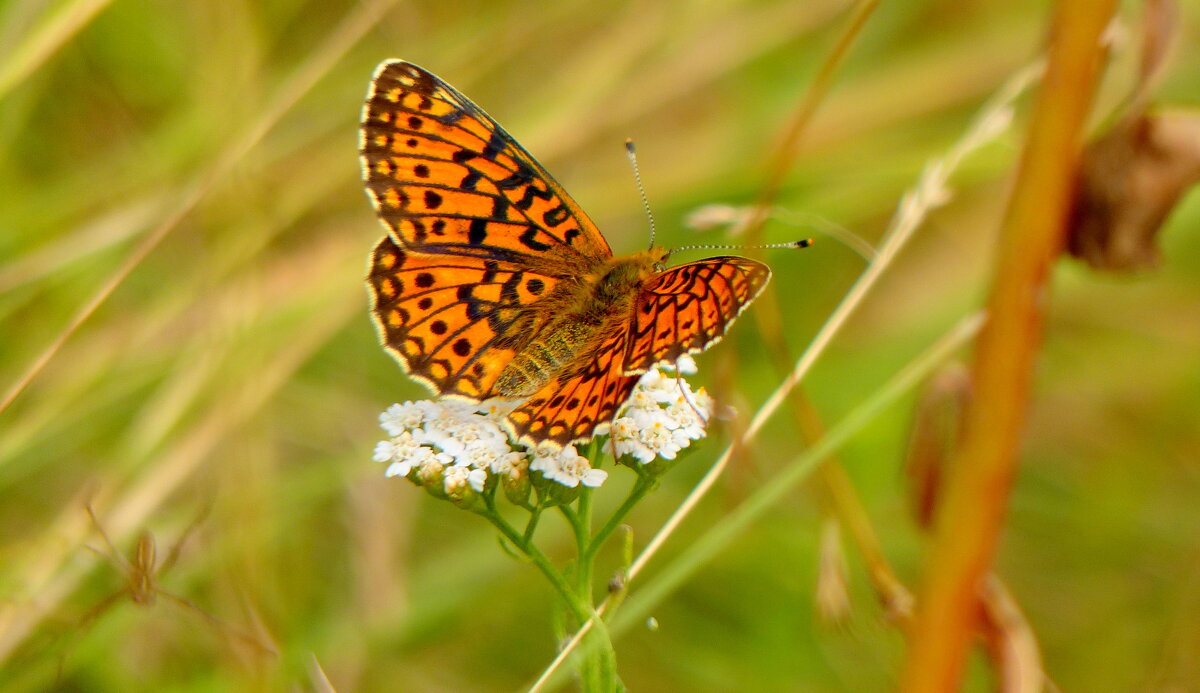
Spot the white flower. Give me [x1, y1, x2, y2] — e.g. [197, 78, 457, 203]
[415, 453, 448, 485]
[452, 440, 484, 467]
[467, 468, 488, 492]
[611, 416, 655, 463]
[377, 430, 431, 477]
[443, 464, 471, 495]
[374, 440, 399, 464]
[611, 364, 714, 464]
[639, 421, 683, 460]
[531, 445, 607, 488]
[373, 361, 713, 490]
[659, 354, 698, 375]
[386, 455, 420, 477]
[378, 399, 516, 482]
[529, 446, 563, 478]
[491, 451, 529, 477]
[664, 387, 713, 439]
[443, 464, 489, 495]
[559, 453, 607, 488]
[380, 401, 430, 436]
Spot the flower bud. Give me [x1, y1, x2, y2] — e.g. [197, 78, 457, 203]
[501, 456, 532, 505]
[417, 459, 447, 498]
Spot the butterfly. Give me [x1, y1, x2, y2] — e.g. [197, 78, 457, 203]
[360, 60, 771, 448]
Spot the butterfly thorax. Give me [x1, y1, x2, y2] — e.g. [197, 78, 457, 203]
[587, 249, 666, 316]
[493, 250, 666, 398]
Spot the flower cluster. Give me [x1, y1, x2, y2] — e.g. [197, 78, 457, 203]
[611, 356, 713, 464]
[372, 359, 714, 499]
[372, 400, 504, 501]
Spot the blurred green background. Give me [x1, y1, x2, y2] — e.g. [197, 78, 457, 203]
[2, 0, 1199, 690]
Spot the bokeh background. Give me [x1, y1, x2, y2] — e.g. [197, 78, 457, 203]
[2, 0, 1199, 691]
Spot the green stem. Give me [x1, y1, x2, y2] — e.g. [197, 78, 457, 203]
[573, 488, 601, 690]
[524, 506, 544, 543]
[482, 501, 583, 621]
[574, 485, 624, 691]
[585, 476, 654, 564]
[485, 490, 620, 690]
[576, 487, 593, 552]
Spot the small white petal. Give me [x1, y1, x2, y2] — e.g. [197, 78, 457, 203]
[380, 401, 427, 436]
[385, 460, 413, 478]
[580, 468, 607, 488]
[467, 468, 488, 492]
[374, 440, 398, 463]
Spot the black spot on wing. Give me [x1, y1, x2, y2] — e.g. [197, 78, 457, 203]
[482, 129, 505, 161]
[542, 205, 569, 227]
[460, 169, 482, 190]
[520, 228, 552, 251]
[514, 184, 553, 211]
[468, 218, 488, 244]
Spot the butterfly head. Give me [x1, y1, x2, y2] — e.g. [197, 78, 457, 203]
[648, 246, 671, 272]
[593, 249, 670, 302]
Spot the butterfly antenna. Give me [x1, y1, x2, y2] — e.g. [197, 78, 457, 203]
[666, 238, 814, 259]
[625, 139, 657, 250]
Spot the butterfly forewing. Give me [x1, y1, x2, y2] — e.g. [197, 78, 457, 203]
[369, 237, 563, 399]
[361, 61, 611, 274]
[624, 257, 771, 375]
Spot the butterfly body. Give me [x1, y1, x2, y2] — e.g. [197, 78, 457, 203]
[362, 61, 771, 447]
[493, 248, 668, 398]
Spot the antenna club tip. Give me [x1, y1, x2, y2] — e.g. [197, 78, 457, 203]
[795, 238, 814, 248]
[624, 138, 636, 153]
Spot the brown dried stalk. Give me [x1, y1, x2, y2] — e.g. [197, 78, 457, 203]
[897, 1, 1116, 690]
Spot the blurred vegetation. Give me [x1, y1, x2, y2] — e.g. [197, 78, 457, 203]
[1, 0, 1198, 691]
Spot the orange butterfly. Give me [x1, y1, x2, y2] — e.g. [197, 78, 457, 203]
[361, 61, 770, 448]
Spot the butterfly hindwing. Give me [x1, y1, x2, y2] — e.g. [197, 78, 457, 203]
[368, 236, 563, 400]
[506, 328, 638, 447]
[361, 61, 611, 274]
[624, 257, 771, 375]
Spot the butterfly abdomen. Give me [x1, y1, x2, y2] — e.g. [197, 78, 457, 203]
[494, 255, 657, 398]
[495, 320, 594, 397]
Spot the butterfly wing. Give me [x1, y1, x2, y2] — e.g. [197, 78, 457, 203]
[505, 328, 639, 447]
[369, 236, 565, 400]
[360, 61, 771, 439]
[624, 257, 771, 374]
[362, 60, 612, 401]
[360, 60, 612, 273]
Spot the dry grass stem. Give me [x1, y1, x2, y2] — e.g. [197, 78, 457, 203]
[899, 2, 1117, 689]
